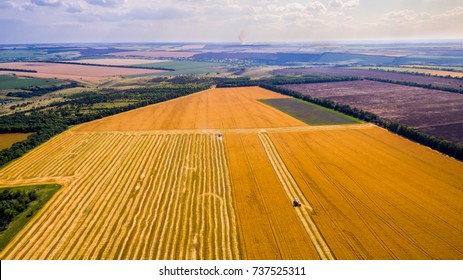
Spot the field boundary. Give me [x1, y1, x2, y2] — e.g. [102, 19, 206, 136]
[70, 123, 374, 135]
[258, 132, 335, 260]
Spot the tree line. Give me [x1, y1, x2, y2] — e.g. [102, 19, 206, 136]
[0, 68, 37, 73]
[7, 82, 80, 98]
[369, 68, 463, 81]
[216, 75, 359, 88]
[365, 77, 463, 94]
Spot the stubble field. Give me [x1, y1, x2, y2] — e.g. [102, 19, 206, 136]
[0, 87, 462, 260]
[0, 133, 33, 150]
[0, 62, 166, 83]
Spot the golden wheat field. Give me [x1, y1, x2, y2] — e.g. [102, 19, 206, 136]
[1, 87, 462, 260]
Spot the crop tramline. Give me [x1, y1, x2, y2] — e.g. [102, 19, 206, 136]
[59, 134, 137, 259]
[0, 132, 240, 260]
[3, 134, 123, 258]
[1, 87, 462, 260]
[42, 134, 137, 259]
[138, 135, 178, 259]
[115, 135, 165, 259]
[76, 135, 157, 260]
[258, 133, 334, 260]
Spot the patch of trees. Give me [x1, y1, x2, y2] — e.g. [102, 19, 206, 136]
[261, 84, 463, 161]
[61, 85, 209, 125]
[0, 111, 68, 167]
[149, 75, 220, 86]
[216, 77, 258, 87]
[0, 68, 37, 73]
[9, 102, 33, 110]
[0, 188, 39, 231]
[6, 82, 80, 98]
[365, 77, 463, 94]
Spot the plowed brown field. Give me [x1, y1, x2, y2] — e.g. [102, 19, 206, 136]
[1, 86, 462, 260]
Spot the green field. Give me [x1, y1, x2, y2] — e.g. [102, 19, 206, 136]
[0, 75, 65, 90]
[134, 60, 227, 75]
[0, 184, 61, 251]
[260, 98, 361, 125]
[0, 49, 46, 61]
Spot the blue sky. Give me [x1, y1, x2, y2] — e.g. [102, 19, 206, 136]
[1, 0, 462, 43]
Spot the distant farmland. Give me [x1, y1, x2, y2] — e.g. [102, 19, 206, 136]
[67, 58, 167, 66]
[0, 75, 65, 90]
[282, 80, 463, 145]
[109, 51, 200, 58]
[133, 61, 227, 76]
[275, 67, 463, 90]
[0, 62, 166, 83]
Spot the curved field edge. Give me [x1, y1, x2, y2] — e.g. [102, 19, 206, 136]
[0, 133, 34, 150]
[0, 184, 61, 252]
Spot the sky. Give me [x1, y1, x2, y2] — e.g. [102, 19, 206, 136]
[1, 0, 463, 44]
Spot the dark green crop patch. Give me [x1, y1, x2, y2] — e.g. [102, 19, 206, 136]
[259, 98, 361, 126]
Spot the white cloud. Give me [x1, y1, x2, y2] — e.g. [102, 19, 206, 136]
[306, 1, 327, 13]
[31, 0, 62, 6]
[86, 0, 125, 7]
[127, 7, 191, 21]
[0, 0, 462, 43]
[382, 9, 432, 23]
[0, 1, 14, 8]
[65, 2, 84, 13]
[329, 0, 359, 9]
[0, 0, 33, 10]
[438, 6, 463, 18]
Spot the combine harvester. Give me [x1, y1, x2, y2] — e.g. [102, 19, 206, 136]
[293, 197, 301, 207]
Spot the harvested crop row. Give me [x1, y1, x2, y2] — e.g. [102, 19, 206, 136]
[269, 128, 463, 259]
[258, 133, 334, 260]
[0, 132, 240, 260]
[224, 133, 320, 259]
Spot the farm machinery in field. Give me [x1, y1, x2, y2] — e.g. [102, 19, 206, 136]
[293, 198, 301, 207]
